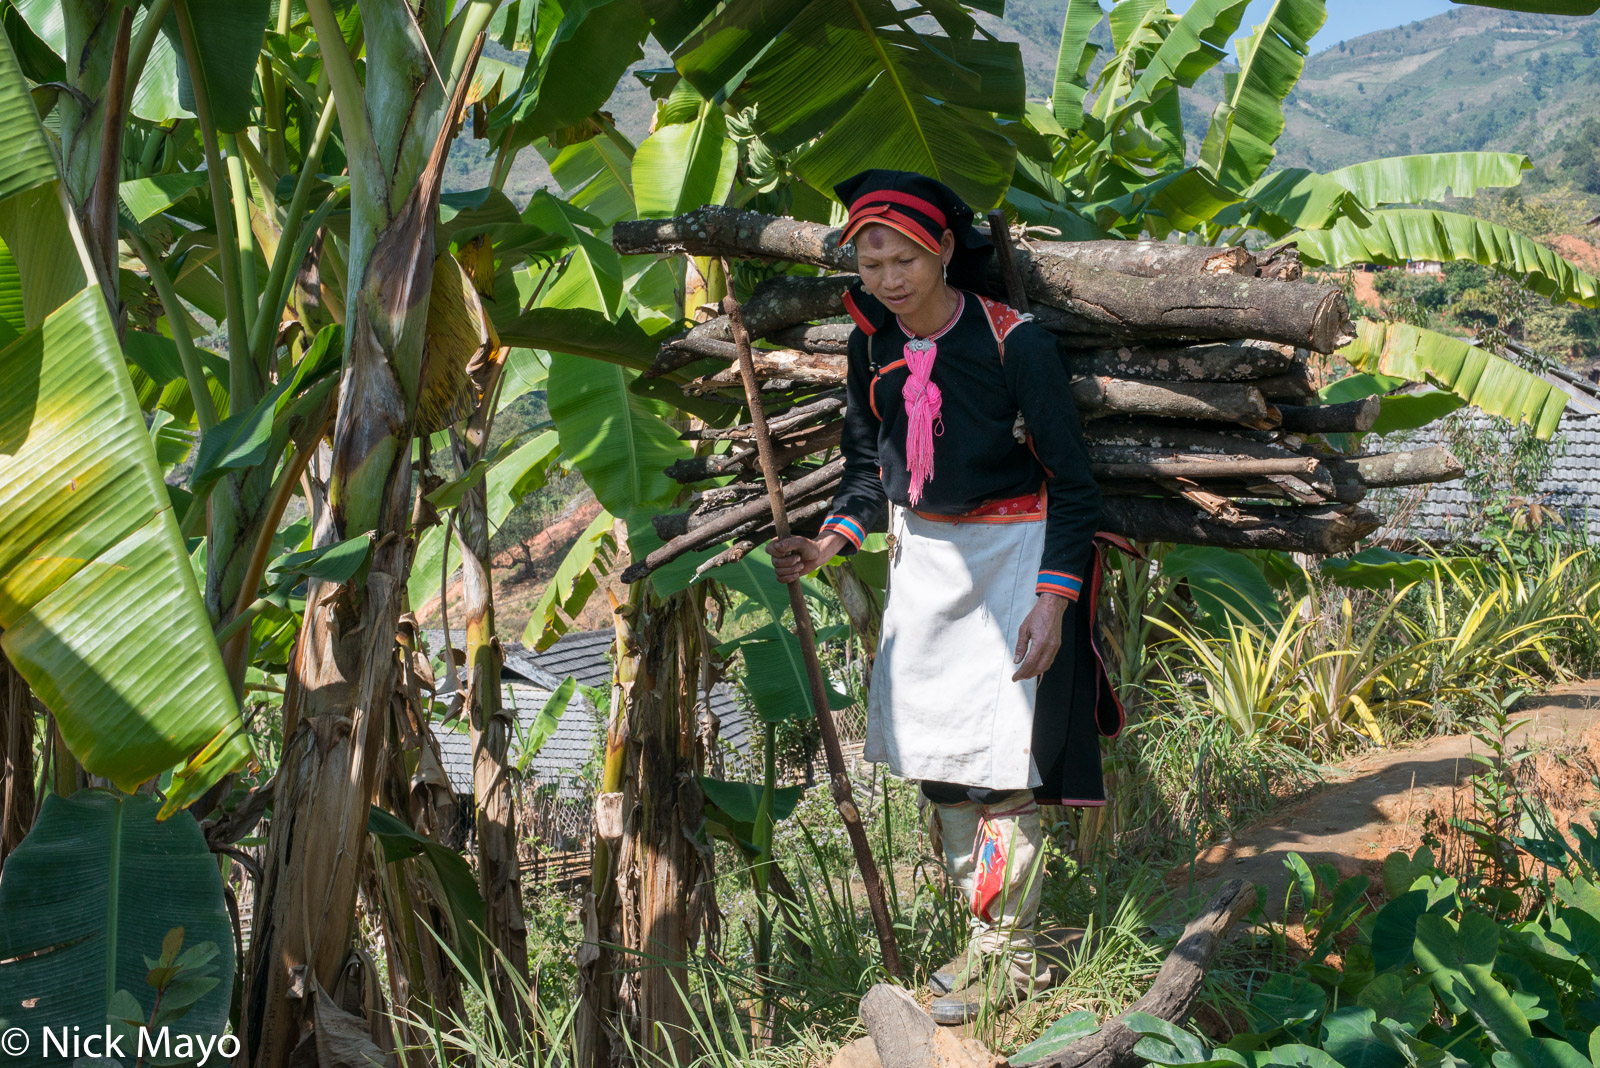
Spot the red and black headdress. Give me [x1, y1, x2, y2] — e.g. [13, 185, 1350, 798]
[833, 170, 994, 331]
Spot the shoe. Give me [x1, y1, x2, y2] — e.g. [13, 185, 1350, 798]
[928, 956, 1053, 1026]
[928, 944, 975, 995]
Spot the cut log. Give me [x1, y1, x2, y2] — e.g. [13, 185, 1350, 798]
[627, 460, 845, 580]
[680, 392, 846, 440]
[1026, 272, 1352, 353]
[619, 208, 1254, 280]
[1100, 498, 1379, 554]
[766, 322, 853, 354]
[685, 348, 845, 394]
[857, 985, 1003, 1068]
[1091, 457, 1320, 480]
[647, 275, 853, 376]
[1250, 365, 1318, 402]
[665, 423, 843, 482]
[1015, 238, 1253, 278]
[1082, 423, 1300, 461]
[616, 209, 1355, 353]
[1023, 880, 1258, 1068]
[1074, 378, 1278, 429]
[1099, 477, 1343, 505]
[1324, 446, 1464, 487]
[1277, 397, 1381, 434]
[1060, 341, 1298, 383]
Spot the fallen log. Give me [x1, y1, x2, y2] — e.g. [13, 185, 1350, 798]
[1022, 880, 1258, 1068]
[1276, 397, 1381, 434]
[617, 209, 1355, 353]
[1060, 341, 1299, 383]
[1323, 446, 1464, 487]
[1100, 498, 1379, 554]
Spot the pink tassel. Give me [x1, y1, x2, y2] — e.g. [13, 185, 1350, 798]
[902, 338, 942, 505]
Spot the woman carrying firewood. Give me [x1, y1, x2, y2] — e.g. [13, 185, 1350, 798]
[771, 170, 1123, 1024]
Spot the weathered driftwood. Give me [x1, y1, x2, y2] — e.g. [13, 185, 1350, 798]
[1323, 446, 1464, 487]
[1277, 397, 1382, 434]
[1101, 498, 1379, 554]
[1022, 880, 1258, 1068]
[1060, 341, 1298, 383]
[616, 208, 1354, 353]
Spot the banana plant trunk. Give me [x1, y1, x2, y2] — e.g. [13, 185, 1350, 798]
[0, 651, 36, 865]
[579, 584, 710, 1065]
[242, 8, 488, 1065]
[456, 434, 531, 1036]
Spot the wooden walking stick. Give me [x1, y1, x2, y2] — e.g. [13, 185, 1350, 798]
[720, 272, 905, 980]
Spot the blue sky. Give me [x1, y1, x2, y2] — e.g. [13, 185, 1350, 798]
[1171, 0, 1458, 54]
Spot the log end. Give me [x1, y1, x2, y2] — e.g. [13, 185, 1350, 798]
[1308, 289, 1356, 355]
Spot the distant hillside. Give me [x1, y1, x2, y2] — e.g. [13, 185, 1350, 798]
[1270, 7, 1600, 172]
[447, 5, 1600, 206]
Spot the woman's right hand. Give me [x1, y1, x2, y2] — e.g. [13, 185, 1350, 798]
[770, 533, 844, 583]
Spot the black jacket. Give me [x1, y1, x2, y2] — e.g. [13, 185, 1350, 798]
[820, 287, 1101, 599]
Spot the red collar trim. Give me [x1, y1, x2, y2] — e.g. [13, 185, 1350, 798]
[841, 289, 877, 335]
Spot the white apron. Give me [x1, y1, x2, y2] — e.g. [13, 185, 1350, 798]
[864, 505, 1046, 790]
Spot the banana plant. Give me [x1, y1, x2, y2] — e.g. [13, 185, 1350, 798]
[1026, 0, 1591, 436]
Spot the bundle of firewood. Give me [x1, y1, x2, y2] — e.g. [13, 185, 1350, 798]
[612, 207, 1463, 582]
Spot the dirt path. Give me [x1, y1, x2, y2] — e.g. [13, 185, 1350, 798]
[1178, 679, 1600, 914]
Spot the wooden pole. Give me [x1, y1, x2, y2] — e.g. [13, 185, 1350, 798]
[720, 270, 906, 980]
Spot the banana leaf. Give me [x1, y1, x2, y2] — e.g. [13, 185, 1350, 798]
[1198, 0, 1326, 189]
[1051, 0, 1103, 130]
[1293, 209, 1600, 307]
[0, 791, 234, 1044]
[1340, 319, 1567, 439]
[632, 101, 737, 219]
[545, 353, 689, 516]
[0, 32, 249, 810]
[1324, 152, 1530, 206]
[522, 509, 618, 650]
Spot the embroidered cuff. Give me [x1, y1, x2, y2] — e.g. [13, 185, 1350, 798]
[1036, 570, 1082, 601]
[819, 514, 866, 554]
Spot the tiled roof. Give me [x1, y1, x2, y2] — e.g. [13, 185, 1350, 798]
[424, 628, 752, 798]
[1380, 408, 1600, 544]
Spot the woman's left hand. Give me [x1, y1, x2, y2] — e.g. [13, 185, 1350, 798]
[1012, 594, 1071, 681]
